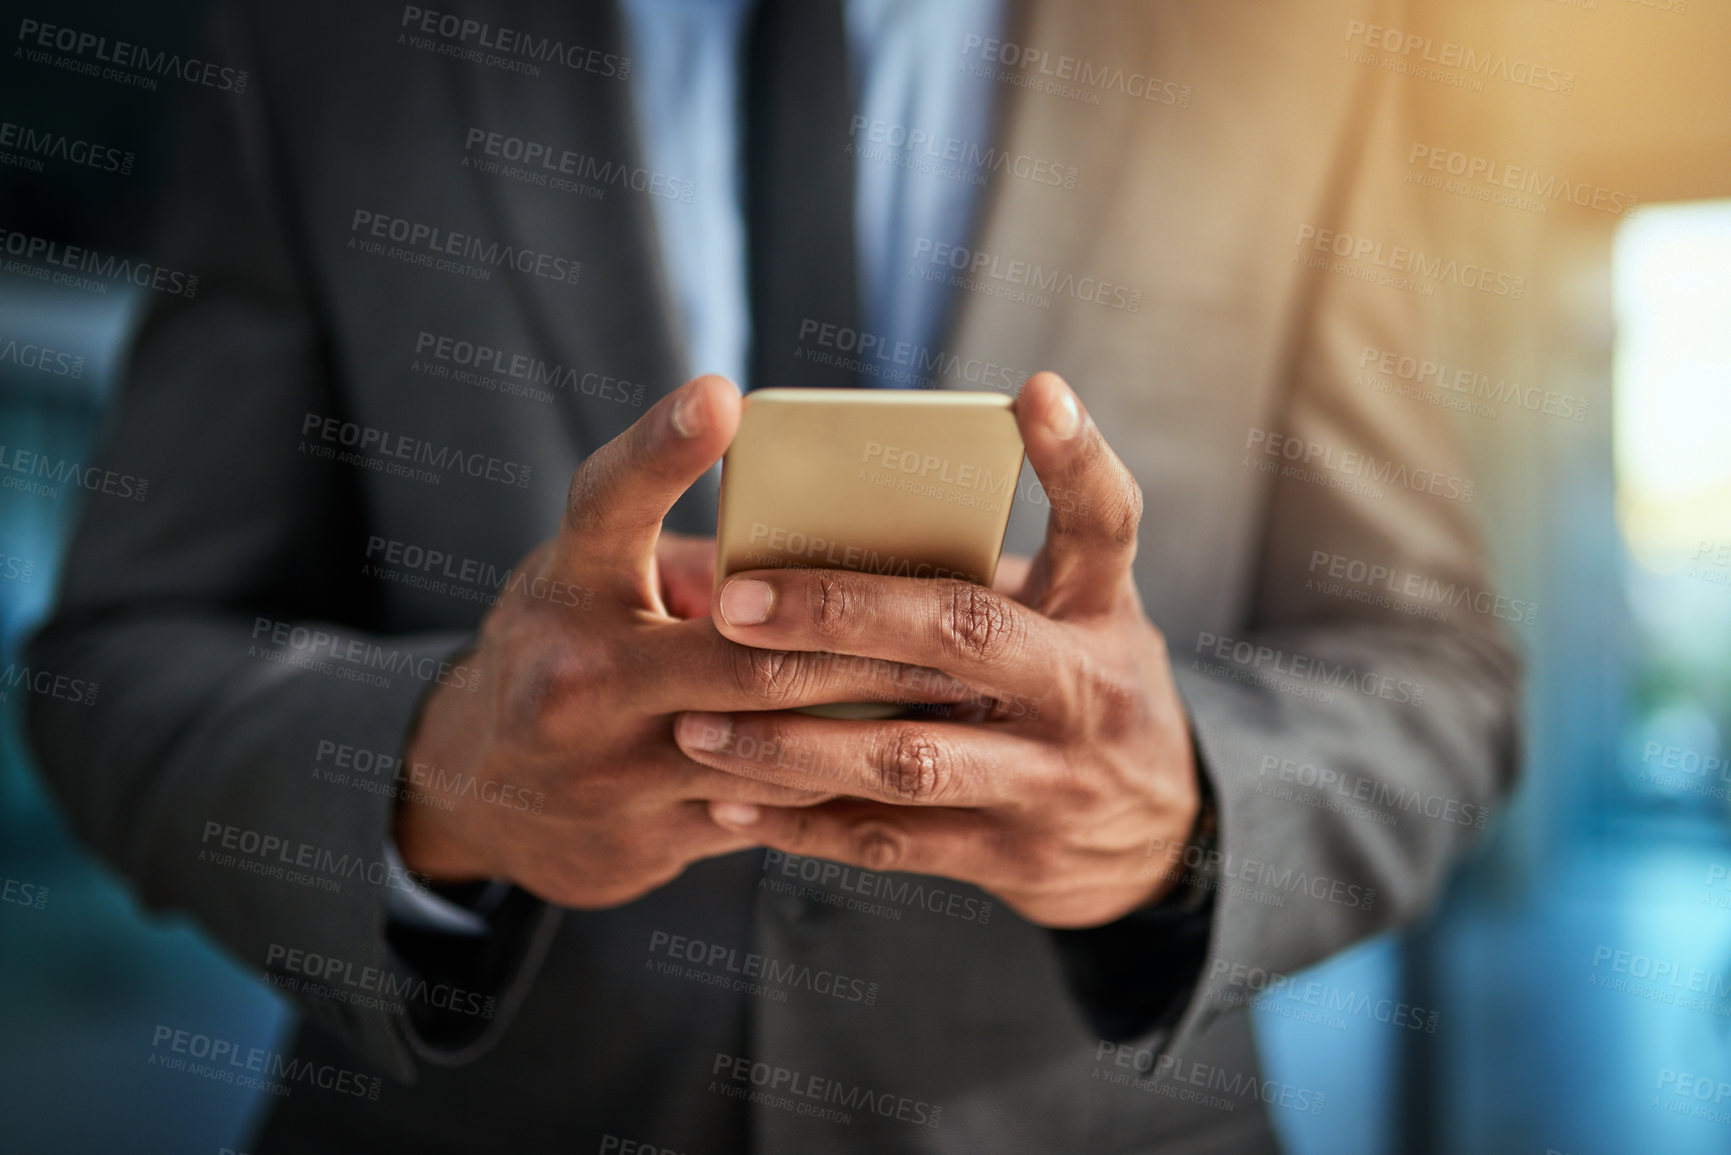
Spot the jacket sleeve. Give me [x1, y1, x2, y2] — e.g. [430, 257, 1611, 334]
[1155, 60, 1520, 1055]
[22, 6, 558, 1084]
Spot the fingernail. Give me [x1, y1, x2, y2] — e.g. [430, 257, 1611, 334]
[671, 387, 703, 438]
[1047, 390, 1081, 440]
[710, 801, 760, 826]
[680, 712, 732, 752]
[719, 579, 774, 626]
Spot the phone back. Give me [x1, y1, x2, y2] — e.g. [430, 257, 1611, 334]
[716, 388, 1025, 587]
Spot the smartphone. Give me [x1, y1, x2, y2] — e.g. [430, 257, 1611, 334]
[715, 387, 1025, 718]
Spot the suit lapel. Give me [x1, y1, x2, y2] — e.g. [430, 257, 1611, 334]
[445, 0, 689, 456]
[941, 0, 1155, 390]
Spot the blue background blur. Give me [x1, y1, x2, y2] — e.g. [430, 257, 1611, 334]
[3, 2, 1730, 1152]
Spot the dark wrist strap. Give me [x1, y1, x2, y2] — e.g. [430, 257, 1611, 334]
[1157, 777, 1219, 916]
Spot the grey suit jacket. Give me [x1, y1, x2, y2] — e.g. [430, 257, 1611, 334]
[26, 1, 1519, 1151]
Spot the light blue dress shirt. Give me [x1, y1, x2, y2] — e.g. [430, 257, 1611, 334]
[389, 0, 1006, 931]
[620, 0, 1005, 388]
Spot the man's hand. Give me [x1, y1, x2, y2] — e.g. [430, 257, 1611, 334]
[396, 375, 974, 909]
[653, 531, 720, 621]
[674, 373, 1201, 929]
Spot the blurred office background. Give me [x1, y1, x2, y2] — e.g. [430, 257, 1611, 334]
[2, 1, 1729, 1152]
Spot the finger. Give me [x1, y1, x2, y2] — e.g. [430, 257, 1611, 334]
[637, 617, 995, 714]
[666, 756, 838, 808]
[705, 798, 996, 882]
[673, 711, 1042, 807]
[710, 566, 1066, 704]
[992, 551, 1034, 599]
[653, 532, 718, 619]
[1013, 371, 1144, 617]
[647, 804, 767, 872]
[551, 375, 740, 601]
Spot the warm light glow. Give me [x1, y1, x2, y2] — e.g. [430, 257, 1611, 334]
[1614, 201, 1731, 573]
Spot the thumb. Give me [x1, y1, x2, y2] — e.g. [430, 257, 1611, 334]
[1013, 372, 1144, 617]
[550, 374, 741, 602]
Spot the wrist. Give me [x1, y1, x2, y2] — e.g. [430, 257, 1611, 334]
[394, 789, 490, 881]
[1154, 787, 1217, 914]
[396, 671, 494, 882]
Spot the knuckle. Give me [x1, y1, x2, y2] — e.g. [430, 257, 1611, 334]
[736, 721, 794, 777]
[851, 822, 906, 871]
[1051, 758, 1105, 812]
[562, 459, 609, 539]
[1000, 833, 1050, 889]
[731, 644, 804, 706]
[510, 644, 594, 735]
[877, 729, 948, 802]
[1076, 652, 1144, 739]
[809, 572, 853, 637]
[562, 769, 625, 814]
[941, 583, 1019, 665]
[1107, 476, 1144, 548]
[783, 805, 815, 850]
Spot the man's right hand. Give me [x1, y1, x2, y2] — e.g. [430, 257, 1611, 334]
[394, 375, 953, 909]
